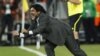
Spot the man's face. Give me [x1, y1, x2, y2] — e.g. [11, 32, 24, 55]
[97, 0, 100, 3]
[30, 7, 40, 20]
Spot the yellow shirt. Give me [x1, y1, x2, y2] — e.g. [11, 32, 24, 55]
[67, 0, 83, 16]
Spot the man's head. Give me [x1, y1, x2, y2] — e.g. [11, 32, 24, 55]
[30, 4, 46, 19]
[97, 0, 100, 3]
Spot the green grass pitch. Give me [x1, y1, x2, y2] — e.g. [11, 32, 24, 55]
[0, 44, 100, 56]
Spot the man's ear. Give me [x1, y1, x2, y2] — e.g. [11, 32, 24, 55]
[69, 0, 81, 5]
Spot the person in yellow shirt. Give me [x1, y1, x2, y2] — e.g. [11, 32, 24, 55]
[67, 0, 83, 46]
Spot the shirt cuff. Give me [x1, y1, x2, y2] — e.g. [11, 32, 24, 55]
[29, 30, 33, 35]
[20, 33, 24, 37]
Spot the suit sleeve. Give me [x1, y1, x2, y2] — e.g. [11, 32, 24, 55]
[32, 16, 49, 35]
[28, 20, 36, 30]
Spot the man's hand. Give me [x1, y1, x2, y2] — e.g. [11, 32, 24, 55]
[69, 0, 81, 5]
[21, 29, 28, 33]
[12, 31, 19, 36]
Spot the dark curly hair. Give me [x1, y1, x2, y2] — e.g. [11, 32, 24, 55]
[30, 4, 46, 13]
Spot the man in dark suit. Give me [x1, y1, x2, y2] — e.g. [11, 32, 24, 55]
[16, 4, 87, 56]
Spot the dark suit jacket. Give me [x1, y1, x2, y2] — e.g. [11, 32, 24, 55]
[29, 13, 73, 45]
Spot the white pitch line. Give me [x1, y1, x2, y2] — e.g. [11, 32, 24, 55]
[19, 46, 46, 56]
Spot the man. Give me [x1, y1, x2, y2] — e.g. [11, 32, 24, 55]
[94, 0, 100, 42]
[0, 0, 19, 45]
[14, 4, 87, 56]
[82, 0, 97, 43]
[67, 0, 83, 45]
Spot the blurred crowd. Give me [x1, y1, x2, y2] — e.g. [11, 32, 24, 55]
[0, 0, 100, 46]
